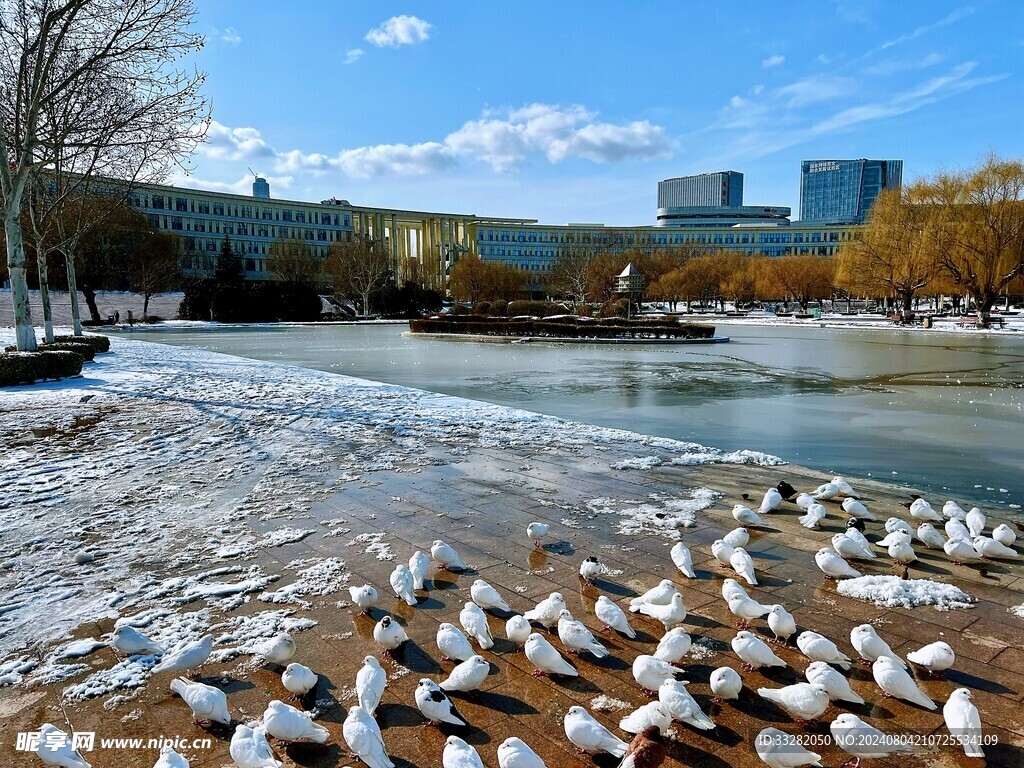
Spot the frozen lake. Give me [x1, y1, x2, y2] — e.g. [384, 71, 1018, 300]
[119, 322, 1024, 509]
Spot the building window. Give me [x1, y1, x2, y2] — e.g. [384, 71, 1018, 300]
[152, 196, 165, 210]
[241, 205, 252, 218]
[212, 202, 223, 215]
[282, 210, 293, 222]
[171, 216, 183, 230]
[175, 197, 187, 211]
[198, 201, 209, 214]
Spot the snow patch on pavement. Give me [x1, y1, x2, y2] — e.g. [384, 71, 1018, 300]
[837, 576, 976, 611]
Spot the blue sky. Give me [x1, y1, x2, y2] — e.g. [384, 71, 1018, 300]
[182, 1, 1021, 224]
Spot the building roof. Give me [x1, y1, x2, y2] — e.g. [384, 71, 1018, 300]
[618, 262, 641, 277]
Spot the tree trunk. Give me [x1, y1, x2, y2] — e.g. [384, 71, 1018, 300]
[144, 292, 151, 318]
[362, 290, 371, 317]
[5, 211, 38, 351]
[976, 294, 994, 323]
[37, 248, 55, 343]
[82, 287, 102, 323]
[64, 250, 84, 336]
[901, 291, 914, 322]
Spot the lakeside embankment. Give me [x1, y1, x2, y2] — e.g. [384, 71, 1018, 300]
[0, 337, 1021, 767]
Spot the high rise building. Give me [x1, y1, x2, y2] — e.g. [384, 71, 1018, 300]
[657, 171, 743, 208]
[799, 159, 903, 223]
[252, 176, 271, 199]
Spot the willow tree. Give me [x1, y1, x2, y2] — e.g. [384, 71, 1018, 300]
[835, 186, 936, 320]
[1, 0, 206, 350]
[764, 254, 835, 311]
[922, 156, 1024, 322]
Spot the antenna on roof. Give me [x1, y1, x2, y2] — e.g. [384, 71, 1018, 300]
[248, 167, 258, 180]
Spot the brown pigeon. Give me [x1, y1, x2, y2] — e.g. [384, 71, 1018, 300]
[619, 726, 666, 768]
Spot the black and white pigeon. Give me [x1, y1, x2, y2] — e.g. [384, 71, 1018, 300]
[415, 678, 469, 727]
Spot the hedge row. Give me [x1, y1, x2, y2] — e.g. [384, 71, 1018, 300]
[410, 316, 716, 339]
[41, 341, 96, 361]
[0, 350, 84, 387]
[54, 334, 111, 353]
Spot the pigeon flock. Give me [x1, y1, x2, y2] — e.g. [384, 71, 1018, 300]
[32, 476, 1019, 768]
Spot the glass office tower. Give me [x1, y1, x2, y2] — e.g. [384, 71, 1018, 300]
[799, 159, 903, 223]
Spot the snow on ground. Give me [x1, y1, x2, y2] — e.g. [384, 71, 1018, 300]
[836, 575, 976, 611]
[1010, 604, 1024, 619]
[0, 333, 784, 699]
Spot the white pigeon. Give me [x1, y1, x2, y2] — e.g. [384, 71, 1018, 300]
[886, 517, 914, 535]
[471, 579, 510, 612]
[440, 655, 490, 692]
[170, 677, 230, 725]
[844, 526, 874, 555]
[35, 723, 92, 768]
[349, 584, 379, 613]
[945, 517, 972, 542]
[973, 535, 1019, 559]
[755, 727, 823, 768]
[724, 526, 750, 548]
[727, 594, 770, 628]
[811, 483, 840, 500]
[437, 622, 475, 662]
[264, 699, 329, 742]
[659, 679, 715, 730]
[943, 688, 985, 758]
[832, 532, 874, 561]
[390, 564, 417, 606]
[459, 602, 495, 649]
[851, 625, 905, 667]
[795, 493, 815, 510]
[830, 713, 913, 762]
[805, 661, 864, 705]
[758, 683, 830, 722]
[505, 615, 532, 645]
[796, 631, 852, 670]
[594, 595, 636, 638]
[711, 539, 735, 567]
[415, 679, 469, 726]
[654, 627, 692, 663]
[721, 578, 749, 602]
[815, 548, 861, 579]
[257, 633, 296, 665]
[732, 630, 787, 670]
[281, 662, 318, 698]
[112, 625, 164, 655]
[356, 655, 386, 715]
[579, 556, 607, 584]
[733, 504, 767, 527]
[373, 615, 408, 650]
[799, 503, 827, 529]
[916, 523, 946, 550]
[759, 488, 783, 514]
[637, 592, 686, 630]
[525, 632, 577, 677]
[443, 735, 483, 768]
[153, 747, 189, 768]
[670, 542, 696, 578]
[906, 641, 955, 674]
[872, 656, 936, 709]
[497, 738, 547, 768]
[628, 580, 677, 612]
[832, 477, 860, 498]
[633, 654, 685, 691]
[619, 701, 672, 735]
[730, 547, 758, 585]
[966, 507, 986, 537]
[841, 498, 875, 521]
[943, 500, 967, 520]
[409, 551, 430, 590]
[563, 706, 628, 757]
[909, 498, 942, 521]
[557, 610, 609, 658]
[151, 634, 213, 676]
[431, 540, 467, 571]
[710, 666, 743, 701]
[944, 536, 984, 564]
[527, 522, 549, 549]
[767, 605, 796, 644]
[229, 724, 281, 768]
[993, 523, 1016, 547]
[878, 529, 912, 548]
[888, 538, 917, 564]
[343, 705, 394, 768]
[524, 592, 567, 628]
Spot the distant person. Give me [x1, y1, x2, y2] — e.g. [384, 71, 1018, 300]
[127, 310, 134, 326]
[114, 311, 120, 324]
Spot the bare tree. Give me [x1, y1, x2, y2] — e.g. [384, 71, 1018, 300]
[324, 235, 392, 317]
[1, 0, 207, 350]
[127, 225, 177, 318]
[549, 242, 596, 308]
[267, 237, 323, 288]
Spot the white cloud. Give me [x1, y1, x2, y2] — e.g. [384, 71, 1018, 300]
[881, 6, 975, 49]
[344, 48, 364, 65]
[762, 55, 785, 68]
[169, 173, 292, 196]
[197, 104, 673, 181]
[817, 54, 832, 65]
[775, 75, 856, 107]
[220, 27, 241, 46]
[365, 15, 431, 48]
[864, 52, 943, 76]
